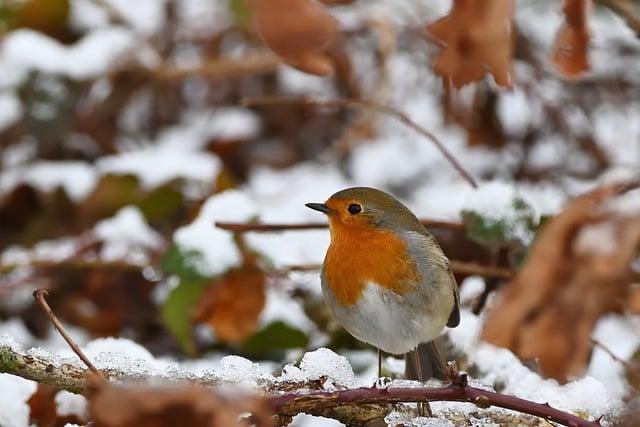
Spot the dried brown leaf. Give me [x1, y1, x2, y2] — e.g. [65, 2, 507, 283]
[193, 263, 266, 343]
[483, 182, 640, 382]
[425, 0, 514, 89]
[86, 379, 273, 427]
[248, 0, 338, 76]
[552, 0, 591, 77]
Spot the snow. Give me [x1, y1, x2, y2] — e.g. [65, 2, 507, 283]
[0, 92, 22, 133]
[0, 374, 36, 427]
[205, 108, 262, 141]
[94, 206, 163, 263]
[449, 308, 618, 418]
[97, 147, 221, 190]
[260, 287, 317, 334]
[589, 315, 640, 399]
[0, 161, 98, 201]
[174, 190, 258, 277]
[386, 411, 454, 427]
[462, 181, 539, 244]
[1, 28, 137, 81]
[290, 414, 344, 427]
[55, 391, 87, 418]
[281, 348, 356, 389]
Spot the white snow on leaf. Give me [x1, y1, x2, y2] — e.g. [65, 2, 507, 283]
[0, 161, 98, 201]
[463, 181, 539, 245]
[98, 147, 221, 190]
[0, 374, 37, 427]
[94, 206, 163, 263]
[174, 190, 258, 277]
[95, 206, 162, 248]
[1, 28, 136, 81]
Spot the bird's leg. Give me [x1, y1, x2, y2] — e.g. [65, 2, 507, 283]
[372, 349, 392, 388]
[412, 350, 433, 417]
[378, 348, 383, 378]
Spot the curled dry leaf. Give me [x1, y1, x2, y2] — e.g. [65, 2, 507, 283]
[552, 0, 591, 77]
[193, 262, 266, 343]
[86, 378, 273, 427]
[483, 182, 640, 382]
[425, 0, 514, 89]
[248, 0, 338, 76]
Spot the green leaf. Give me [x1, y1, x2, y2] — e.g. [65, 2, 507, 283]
[161, 276, 209, 355]
[161, 244, 208, 282]
[241, 321, 309, 359]
[139, 182, 184, 223]
[228, 0, 252, 27]
[461, 196, 538, 248]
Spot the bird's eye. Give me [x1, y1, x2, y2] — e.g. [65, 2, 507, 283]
[348, 204, 362, 215]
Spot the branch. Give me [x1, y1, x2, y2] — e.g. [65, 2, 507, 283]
[154, 54, 281, 80]
[0, 343, 601, 427]
[241, 96, 479, 188]
[215, 218, 466, 233]
[270, 373, 601, 427]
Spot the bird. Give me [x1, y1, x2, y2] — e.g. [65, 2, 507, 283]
[306, 187, 460, 383]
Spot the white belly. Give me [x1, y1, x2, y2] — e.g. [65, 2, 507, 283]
[323, 281, 449, 354]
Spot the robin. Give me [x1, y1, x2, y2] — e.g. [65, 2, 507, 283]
[306, 187, 460, 383]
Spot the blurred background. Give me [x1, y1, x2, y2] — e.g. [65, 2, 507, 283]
[0, 0, 639, 426]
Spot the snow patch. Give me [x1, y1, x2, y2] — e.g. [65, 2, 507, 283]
[0, 161, 98, 201]
[0, 374, 37, 427]
[281, 348, 356, 389]
[2, 28, 136, 81]
[55, 391, 88, 418]
[174, 190, 258, 277]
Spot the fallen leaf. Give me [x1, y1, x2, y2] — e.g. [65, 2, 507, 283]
[86, 379, 273, 427]
[483, 181, 640, 382]
[193, 262, 266, 343]
[248, 0, 338, 76]
[426, 0, 514, 88]
[552, 0, 590, 77]
[28, 384, 84, 427]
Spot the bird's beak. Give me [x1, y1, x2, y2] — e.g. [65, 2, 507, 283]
[305, 203, 333, 214]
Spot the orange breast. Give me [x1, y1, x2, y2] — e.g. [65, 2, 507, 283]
[323, 223, 420, 306]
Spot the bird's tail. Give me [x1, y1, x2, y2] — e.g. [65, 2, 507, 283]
[404, 341, 449, 382]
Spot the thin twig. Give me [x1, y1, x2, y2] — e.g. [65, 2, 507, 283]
[591, 338, 640, 381]
[32, 289, 106, 382]
[215, 218, 466, 233]
[241, 96, 479, 188]
[155, 54, 281, 80]
[275, 260, 515, 280]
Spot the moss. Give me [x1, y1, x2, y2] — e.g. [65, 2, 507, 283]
[0, 345, 20, 373]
